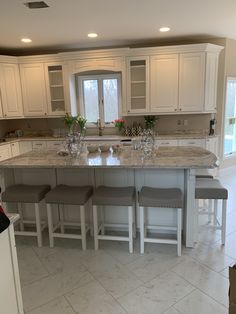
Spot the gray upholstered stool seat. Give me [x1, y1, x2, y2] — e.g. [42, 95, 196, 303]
[139, 186, 183, 256]
[196, 175, 214, 179]
[2, 184, 50, 203]
[2, 184, 51, 247]
[45, 185, 93, 250]
[92, 186, 136, 253]
[195, 178, 228, 244]
[45, 185, 93, 205]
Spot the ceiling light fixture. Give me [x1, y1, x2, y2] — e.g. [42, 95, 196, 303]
[21, 38, 32, 43]
[88, 33, 98, 38]
[159, 27, 170, 32]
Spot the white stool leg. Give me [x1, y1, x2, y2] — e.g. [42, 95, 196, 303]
[89, 199, 93, 237]
[80, 205, 86, 250]
[144, 206, 147, 237]
[47, 204, 54, 248]
[177, 208, 182, 257]
[213, 199, 218, 226]
[17, 202, 24, 231]
[101, 206, 105, 235]
[35, 203, 42, 247]
[208, 199, 213, 223]
[93, 205, 98, 250]
[140, 206, 144, 254]
[221, 199, 227, 245]
[59, 204, 65, 233]
[133, 204, 136, 238]
[128, 206, 133, 253]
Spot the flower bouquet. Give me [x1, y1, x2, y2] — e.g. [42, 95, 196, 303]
[113, 119, 125, 133]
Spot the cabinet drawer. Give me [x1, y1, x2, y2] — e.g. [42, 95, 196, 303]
[156, 140, 178, 146]
[0, 144, 12, 161]
[178, 139, 205, 147]
[46, 141, 64, 149]
[32, 141, 47, 150]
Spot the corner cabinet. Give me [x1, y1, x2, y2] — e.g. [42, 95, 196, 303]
[0, 63, 23, 118]
[126, 57, 149, 114]
[20, 63, 48, 117]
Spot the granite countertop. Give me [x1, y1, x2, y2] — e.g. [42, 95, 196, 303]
[0, 146, 217, 169]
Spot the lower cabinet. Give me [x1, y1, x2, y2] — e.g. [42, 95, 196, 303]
[19, 141, 33, 154]
[0, 144, 12, 161]
[10, 142, 20, 157]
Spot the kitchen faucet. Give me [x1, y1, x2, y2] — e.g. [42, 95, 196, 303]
[97, 118, 104, 136]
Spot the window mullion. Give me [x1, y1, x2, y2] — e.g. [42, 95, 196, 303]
[98, 78, 104, 126]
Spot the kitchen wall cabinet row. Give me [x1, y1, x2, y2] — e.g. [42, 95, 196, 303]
[126, 51, 219, 115]
[0, 43, 223, 119]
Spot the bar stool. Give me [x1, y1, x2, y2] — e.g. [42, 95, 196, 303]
[2, 184, 51, 247]
[139, 187, 183, 256]
[45, 185, 93, 250]
[196, 175, 214, 222]
[195, 178, 228, 244]
[92, 186, 136, 253]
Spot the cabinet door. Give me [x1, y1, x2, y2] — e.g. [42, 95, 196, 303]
[0, 144, 12, 161]
[20, 63, 47, 117]
[205, 53, 218, 112]
[126, 57, 149, 114]
[150, 54, 178, 113]
[156, 139, 178, 147]
[19, 141, 33, 154]
[0, 64, 23, 118]
[179, 53, 205, 112]
[10, 142, 20, 157]
[45, 63, 66, 116]
[46, 140, 65, 149]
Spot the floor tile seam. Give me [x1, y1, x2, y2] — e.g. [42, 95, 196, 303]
[31, 244, 59, 260]
[104, 248, 141, 266]
[21, 273, 52, 288]
[66, 270, 130, 314]
[172, 269, 229, 309]
[24, 295, 76, 314]
[194, 286, 229, 309]
[167, 306, 181, 314]
[164, 287, 197, 313]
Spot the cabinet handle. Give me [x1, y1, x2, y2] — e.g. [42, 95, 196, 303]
[44, 113, 47, 115]
[179, 108, 182, 111]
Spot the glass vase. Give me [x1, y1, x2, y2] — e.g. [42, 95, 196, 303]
[65, 132, 81, 157]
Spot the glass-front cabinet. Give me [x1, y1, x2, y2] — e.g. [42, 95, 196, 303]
[45, 64, 66, 116]
[126, 56, 149, 114]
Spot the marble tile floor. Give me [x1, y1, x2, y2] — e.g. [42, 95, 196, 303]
[16, 167, 236, 314]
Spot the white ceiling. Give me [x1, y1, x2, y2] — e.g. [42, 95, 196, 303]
[1, 0, 236, 54]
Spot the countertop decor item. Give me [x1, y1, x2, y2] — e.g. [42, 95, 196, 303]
[144, 115, 157, 131]
[113, 119, 125, 134]
[76, 115, 87, 136]
[64, 113, 78, 134]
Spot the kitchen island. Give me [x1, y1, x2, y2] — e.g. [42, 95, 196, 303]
[0, 146, 217, 248]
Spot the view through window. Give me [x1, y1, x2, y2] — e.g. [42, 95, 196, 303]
[224, 78, 236, 156]
[79, 74, 120, 125]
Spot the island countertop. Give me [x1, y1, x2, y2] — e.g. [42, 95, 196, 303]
[0, 146, 217, 169]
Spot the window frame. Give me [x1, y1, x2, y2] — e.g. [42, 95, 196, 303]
[77, 73, 122, 127]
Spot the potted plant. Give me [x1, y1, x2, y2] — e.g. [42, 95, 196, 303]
[64, 113, 78, 134]
[113, 119, 125, 134]
[144, 115, 157, 131]
[76, 115, 87, 136]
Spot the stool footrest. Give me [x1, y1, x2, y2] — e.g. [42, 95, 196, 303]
[52, 233, 82, 240]
[15, 231, 38, 237]
[97, 235, 130, 242]
[144, 238, 178, 245]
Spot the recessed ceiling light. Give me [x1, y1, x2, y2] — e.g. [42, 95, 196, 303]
[88, 33, 98, 38]
[159, 27, 170, 32]
[21, 38, 32, 43]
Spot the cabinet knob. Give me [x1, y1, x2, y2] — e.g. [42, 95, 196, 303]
[128, 110, 130, 113]
[179, 108, 182, 111]
[44, 113, 47, 116]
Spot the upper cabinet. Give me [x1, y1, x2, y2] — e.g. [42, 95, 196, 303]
[44, 63, 66, 116]
[179, 52, 205, 112]
[20, 62, 67, 117]
[0, 63, 23, 118]
[150, 54, 178, 113]
[126, 57, 149, 114]
[20, 63, 48, 117]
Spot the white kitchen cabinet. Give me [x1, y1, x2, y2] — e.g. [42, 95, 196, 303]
[10, 142, 20, 157]
[179, 52, 205, 112]
[126, 57, 149, 114]
[0, 222, 24, 314]
[206, 137, 218, 156]
[150, 54, 178, 113]
[20, 63, 47, 117]
[204, 53, 218, 112]
[0, 144, 12, 161]
[0, 63, 23, 118]
[178, 139, 205, 148]
[45, 63, 66, 116]
[46, 140, 65, 149]
[19, 141, 33, 154]
[32, 140, 47, 150]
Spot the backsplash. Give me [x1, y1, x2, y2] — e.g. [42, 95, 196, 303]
[1, 113, 213, 138]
